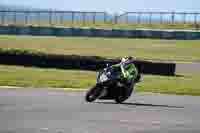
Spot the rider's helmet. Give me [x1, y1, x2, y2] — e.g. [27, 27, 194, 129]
[121, 56, 134, 65]
[121, 57, 127, 63]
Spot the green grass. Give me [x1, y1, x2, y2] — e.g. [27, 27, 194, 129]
[0, 35, 200, 62]
[0, 65, 96, 88]
[1, 22, 199, 30]
[137, 74, 200, 95]
[0, 64, 199, 96]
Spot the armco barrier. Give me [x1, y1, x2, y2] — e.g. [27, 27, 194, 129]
[133, 60, 176, 76]
[16, 27, 31, 35]
[0, 26, 12, 34]
[29, 26, 40, 35]
[79, 28, 93, 37]
[162, 31, 174, 39]
[122, 30, 133, 38]
[39, 27, 55, 36]
[0, 25, 200, 39]
[0, 50, 176, 76]
[54, 27, 73, 36]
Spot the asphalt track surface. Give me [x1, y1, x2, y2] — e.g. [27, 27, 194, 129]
[0, 89, 200, 133]
[176, 62, 200, 73]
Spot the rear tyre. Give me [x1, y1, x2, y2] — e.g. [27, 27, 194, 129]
[85, 85, 102, 102]
[115, 96, 128, 104]
[114, 87, 128, 104]
[115, 81, 135, 104]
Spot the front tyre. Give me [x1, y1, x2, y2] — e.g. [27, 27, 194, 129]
[85, 85, 102, 102]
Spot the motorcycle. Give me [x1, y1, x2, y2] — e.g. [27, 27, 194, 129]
[85, 63, 140, 103]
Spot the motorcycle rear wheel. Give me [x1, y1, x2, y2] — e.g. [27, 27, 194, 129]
[115, 96, 128, 104]
[115, 82, 135, 104]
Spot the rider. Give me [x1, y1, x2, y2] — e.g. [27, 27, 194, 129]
[112, 56, 138, 82]
[112, 56, 140, 98]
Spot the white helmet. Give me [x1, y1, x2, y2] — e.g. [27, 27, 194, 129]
[121, 57, 127, 63]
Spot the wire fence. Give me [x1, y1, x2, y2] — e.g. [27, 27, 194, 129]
[0, 10, 200, 29]
[118, 12, 200, 24]
[0, 10, 108, 26]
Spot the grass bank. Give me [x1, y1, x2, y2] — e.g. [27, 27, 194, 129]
[1, 22, 199, 30]
[0, 35, 200, 62]
[0, 65, 199, 96]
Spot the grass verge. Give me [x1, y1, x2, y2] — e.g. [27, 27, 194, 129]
[0, 65, 199, 96]
[0, 35, 200, 62]
[1, 22, 199, 30]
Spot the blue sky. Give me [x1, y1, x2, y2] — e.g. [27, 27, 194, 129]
[1, 0, 200, 13]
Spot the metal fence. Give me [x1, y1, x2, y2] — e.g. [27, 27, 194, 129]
[0, 10, 200, 29]
[0, 10, 108, 25]
[118, 12, 200, 24]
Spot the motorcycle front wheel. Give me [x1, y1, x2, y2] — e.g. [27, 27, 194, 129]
[85, 85, 103, 102]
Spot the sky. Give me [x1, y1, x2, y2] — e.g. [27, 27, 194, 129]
[1, 0, 200, 13]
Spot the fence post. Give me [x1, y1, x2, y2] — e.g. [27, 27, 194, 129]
[92, 12, 96, 24]
[149, 12, 152, 24]
[82, 12, 86, 25]
[60, 12, 64, 25]
[194, 13, 198, 25]
[137, 12, 141, 24]
[25, 11, 29, 25]
[194, 13, 200, 30]
[72, 12, 74, 24]
[183, 13, 186, 24]
[1, 11, 5, 25]
[49, 11, 53, 25]
[38, 11, 41, 26]
[13, 11, 17, 25]
[114, 13, 118, 24]
[104, 12, 107, 23]
[171, 12, 175, 24]
[160, 12, 163, 24]
[126, 13, 129, 24]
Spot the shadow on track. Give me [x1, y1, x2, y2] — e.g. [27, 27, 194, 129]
[95, 101, 184, 109]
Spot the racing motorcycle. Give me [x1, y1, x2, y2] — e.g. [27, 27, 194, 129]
[85, 63, 141, 103]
